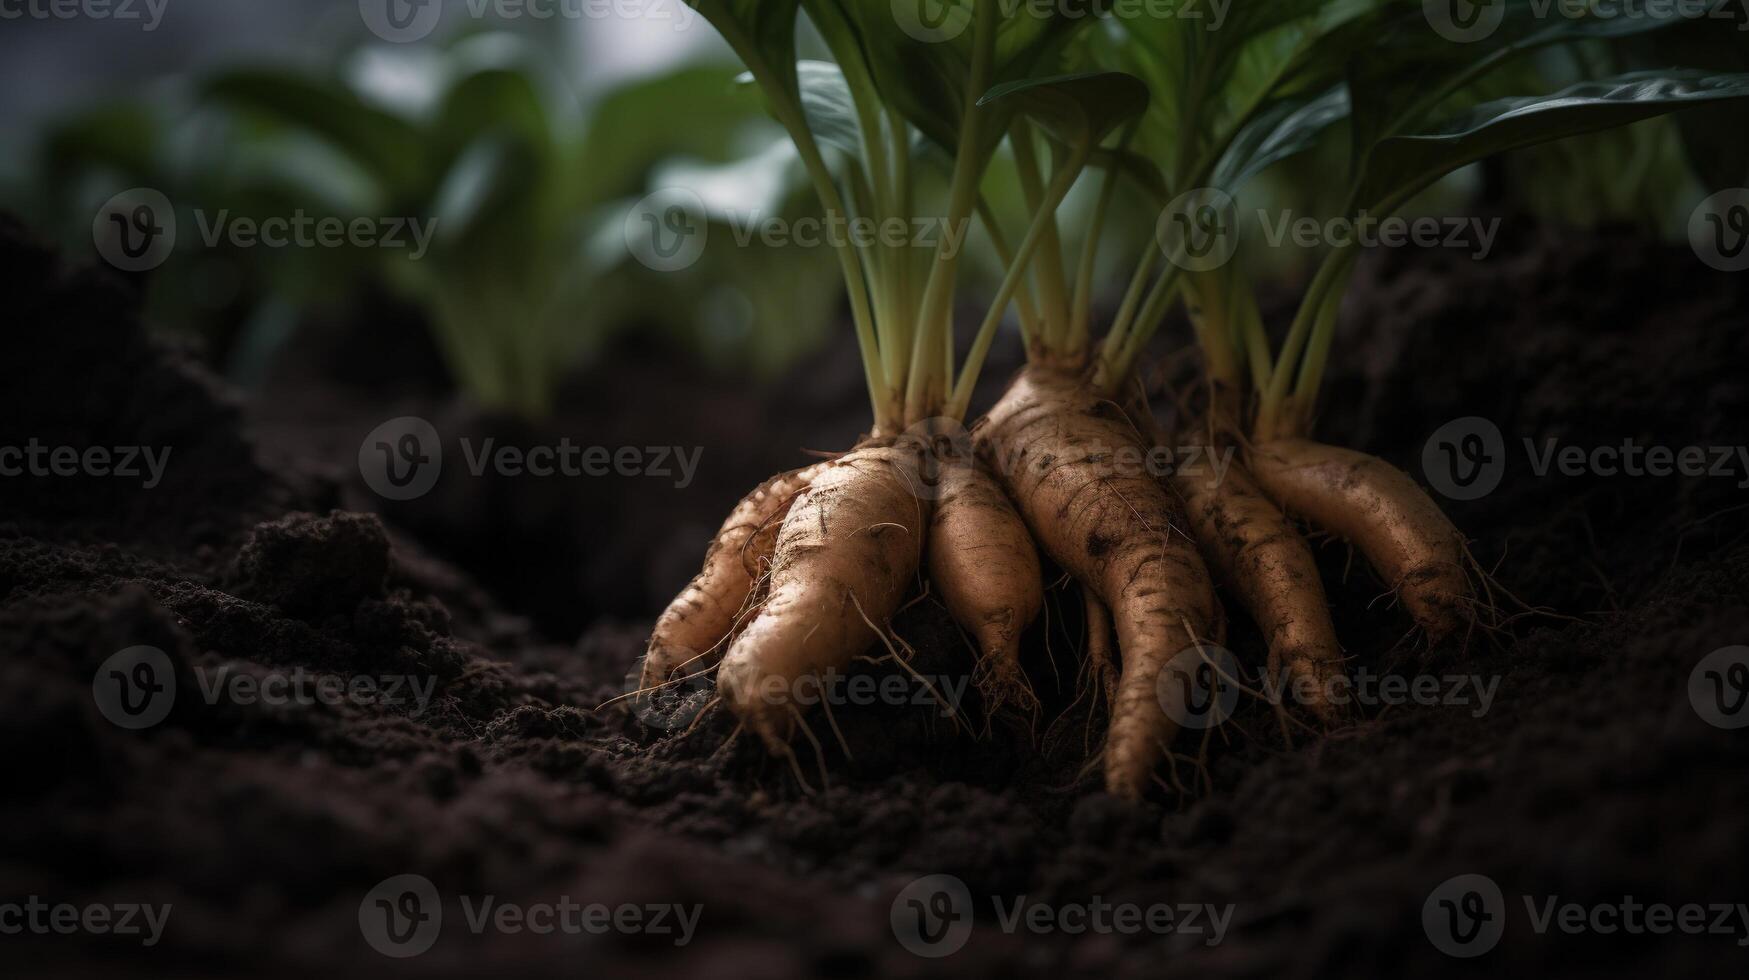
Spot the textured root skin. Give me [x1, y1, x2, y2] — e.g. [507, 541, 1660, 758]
[717, 447, 927, 748]
[642, 464, 820, 690]
[1248, 439, 1470, 644]
[927, 460, 1043, 715]
[1175, 461, 1345, 725]
[981, 366, 1222, 800]
[1083, 589, 1118, 707]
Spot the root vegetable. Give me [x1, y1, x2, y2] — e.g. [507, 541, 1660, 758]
[981, 365, 1223, 799]
[927, 459, 1043, 715]
[641, 464, 820, 690]
[1247, 439, 1471, 644]
[1174, 461, 1345, 724]
[717, 446, 927, 747]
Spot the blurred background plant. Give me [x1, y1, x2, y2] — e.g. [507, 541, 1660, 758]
[4, 2, 845, 417]
[3, 0, 1746, 418]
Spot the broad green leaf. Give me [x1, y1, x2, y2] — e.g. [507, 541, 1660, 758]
[740, 61, 864, 158]
[822, 0, 1102, 152]
[1347, 0, 1728, 167]
[689, 0, 804, 98]
[1212, 84, 1351, 192]
[1113, 0, 1379, 188]
[201, 70, 427, 193]
[1354, 69, 1749, 212]
[435, 68, 551, 164]
[429, 135, 542, 249]
[978, 72, 1149, 151]
[578, 65, 769, 206]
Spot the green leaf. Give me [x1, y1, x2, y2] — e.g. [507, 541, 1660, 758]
[740, 61, 864, 158]
[579, 65, 769, 205]
[201, 70, 427, 194]
[818, 0, 1102, 152]
[1347, 0, 1726, 166]
[1354, 69, 1749, 212]
[435, 67, 551, 164]
[689, 0, 804, 97]
[429, 135, 542, 250]
[1212, 84, 1350, 191]
[978, 71, 1149, 150]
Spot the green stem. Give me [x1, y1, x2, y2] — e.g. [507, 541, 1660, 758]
[1009, 120, 1070, 345]
[976, 195, 1040, 346]
[1096, 244, 1161, 377]
[727, 36, 890, 430]
[1291, 261, 1355, 403]
[904, 0, 995, 424]
[1068, 127, 1130, 355]
[1258, 244, 1357, 438]
[948, 144, 1090, 420]
[1098, 261, 1183, 394]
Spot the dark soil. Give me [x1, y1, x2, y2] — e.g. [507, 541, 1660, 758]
[4, 209, 1748, 978]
